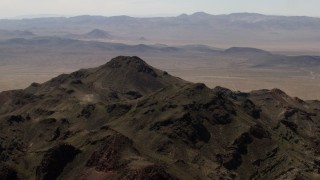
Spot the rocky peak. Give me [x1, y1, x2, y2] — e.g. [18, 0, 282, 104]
[104, 56, 157, 77]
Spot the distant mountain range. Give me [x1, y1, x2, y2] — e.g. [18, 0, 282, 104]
[3, 12, 320, 29]
[1, 36, 319, 69]
[0, 12, 319, 52]
[0, 30, 34, 37]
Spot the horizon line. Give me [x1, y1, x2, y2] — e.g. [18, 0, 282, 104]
[2, 11, 320, 20]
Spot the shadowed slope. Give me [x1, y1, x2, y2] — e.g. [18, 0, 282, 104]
[0, 56, 319, 179]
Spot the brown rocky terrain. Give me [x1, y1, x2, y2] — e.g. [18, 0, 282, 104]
[0, 56, 319, 179]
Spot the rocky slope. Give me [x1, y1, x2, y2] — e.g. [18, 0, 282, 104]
[0, 56, 319, 179]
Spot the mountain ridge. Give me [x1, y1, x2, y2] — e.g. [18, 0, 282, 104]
[1, 11, 320, 54]
[0, 56, 319, 179]
[4, 12, 320, 20]
[2, 12, 320, 30]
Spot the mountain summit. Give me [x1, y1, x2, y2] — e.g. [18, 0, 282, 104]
[84, 29, 112, 39]
[33, 56, 186, 100]
[0, 56, 319, 179]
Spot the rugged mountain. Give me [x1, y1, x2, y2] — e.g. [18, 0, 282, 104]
[0, 56, 320, 179]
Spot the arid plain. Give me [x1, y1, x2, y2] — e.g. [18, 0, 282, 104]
[0, 39, 319, 100]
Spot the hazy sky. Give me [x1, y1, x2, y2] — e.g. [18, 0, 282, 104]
[0, 0, 320, 18]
